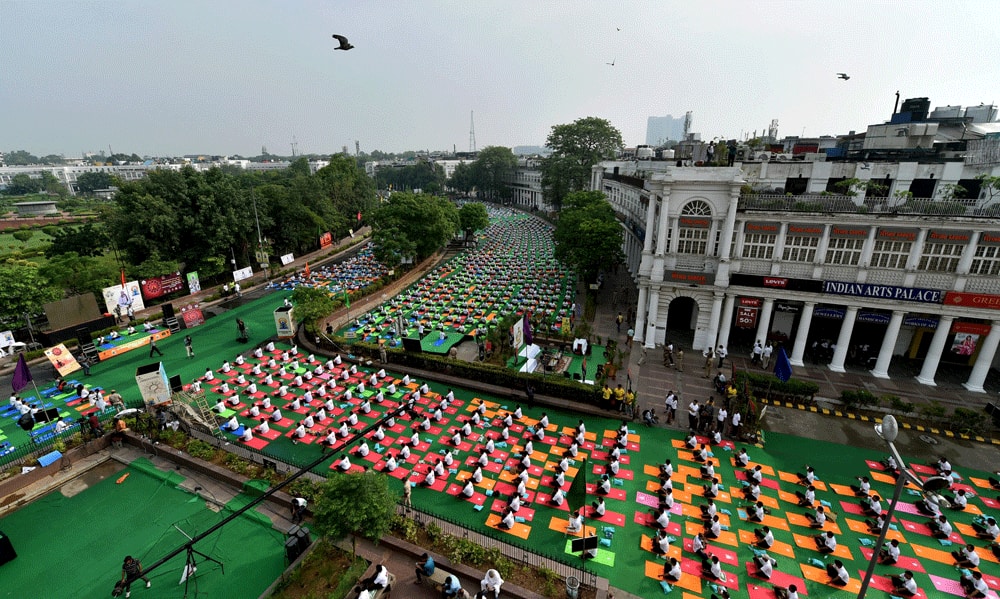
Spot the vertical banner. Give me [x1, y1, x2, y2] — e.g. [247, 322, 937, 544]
[319, 232, 333, 249]
[186, 271, 201, 294]
[274, 306, 296, 339]
[511, 319, 524, 350]
[45, 343, 81, 376]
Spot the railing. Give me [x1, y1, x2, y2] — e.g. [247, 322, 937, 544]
[739, 193, 1000, 217]
[0, 404, 129, 469]
[395, 502, 600, 590]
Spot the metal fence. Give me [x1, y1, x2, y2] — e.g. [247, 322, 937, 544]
[0, 404, 128, 470]
[739, 192, 1000, 217]
[395, 502, 600, 590]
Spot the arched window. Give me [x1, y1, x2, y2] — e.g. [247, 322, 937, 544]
[677, 201, 712, 254]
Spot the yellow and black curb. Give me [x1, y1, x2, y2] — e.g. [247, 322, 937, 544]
[758, 397, 998, 446]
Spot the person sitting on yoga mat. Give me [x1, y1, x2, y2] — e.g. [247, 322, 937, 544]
[203, 368, 215, 381]
[460, 480, 475, 498]
[973, 517, 1000, 540]
[242, 427, 253, 442]
[753, 552, 777, 579]
[851, 475, 871, 497]
[748, 464, 764, 484]
[354, 441, 370, 458]
[498, 507, 515, 530]
[248, 404, 260, 418]
[961, 570, 990, 598]
[700, 498, 717, 521]
[797, 466, 817, 485]
[795, 485, 816, 507]
[383, 453, 397, 472]
[953, 543, 981, 568]
[691, 532, 708, 559]
[826, 559, 849, 586]
[806, 505, 826, 528]
[742, 481, 762, 502]
[225, 416, 240, 431]
[227, 394, 241, 407]
[292, 423, 307, 440]
[322, 429, 337, 446]
[700, 459, 715, 480]
[702, 554, 724, 580]
[890, 570, 919, 597]
[950, 489, 969, 511]
[660, 459, 673, 478]
[916, 495, 942, 517]
[566, 510, 583, 534]
[754, 525, 774, 548]
[451, 429, 463, 446]
[652, 529, 670, 554]
[337, 421, 350, 438]
[336, 454, 351, 472]
[705, 515, 722, 539]
[878, 538, 901, 564]
[663, 557, 682, 582]
[591, 496, 606, 517]
[214, 399, 226, 414]
[929, 514, 953, 539]
[815, 531, 837, 554]
[703, 477, 721, 498]
[549, 488, 565, 506]
[553, 470, 565, 489]
[773, 583, 799, 599]
[748, 501, 766, 523]
[596, 474, 611, 495]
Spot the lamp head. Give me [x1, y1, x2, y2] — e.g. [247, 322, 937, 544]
[875, 415, 899, 443]
[922, 475, 951, 493]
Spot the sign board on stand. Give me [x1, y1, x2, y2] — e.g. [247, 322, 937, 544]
[274, 306, 296, 339]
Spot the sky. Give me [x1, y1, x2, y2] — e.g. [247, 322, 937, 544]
[2, 1, 998, 158]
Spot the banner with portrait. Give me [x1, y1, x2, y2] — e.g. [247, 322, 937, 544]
[232, 267, 253, 282]
[45, 343, 81, 376]
[141, 272, 185, 300]
[319, 232, 332, 248]
[101, 281, 146, 315]
[280, 253, 295, 265]
[186, 271, 201, 294]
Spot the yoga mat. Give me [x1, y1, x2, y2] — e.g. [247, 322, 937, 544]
[485, 513, 531, 539]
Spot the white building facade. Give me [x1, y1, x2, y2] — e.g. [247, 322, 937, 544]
[596, 158, 1000, 391]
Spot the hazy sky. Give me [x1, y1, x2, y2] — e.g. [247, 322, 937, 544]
[2, 1, 997, 157]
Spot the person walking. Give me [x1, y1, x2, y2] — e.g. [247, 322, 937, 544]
[184, 335, 194, 358]
[703, 348, 715, 378]
[149, 338, 163, 358]
[717, 345, 727, 368]
[616, 312, 623, 333]
[234, 282, 242, 298]
[291, 496, 307, 524]
[120, 555, 151, 597]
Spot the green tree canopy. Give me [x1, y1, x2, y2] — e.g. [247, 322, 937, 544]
[470, 146, 517, 201]
[541, 117, 623, 209]
[3, 173, 45, 196]
[448, 162, 475, 195]
[377, 161, 446, 195]
[312, 472, 398, 554]
[458, 202, 490, 244]
[75, 171, 117, 194]
[370, 192, 459, 266]
[291, 285, 338, 333]
[46, 222, 110, 258]
[39, 252, 119, 298]
[553, 191, 624, 282]
[0, 263, 61, 322]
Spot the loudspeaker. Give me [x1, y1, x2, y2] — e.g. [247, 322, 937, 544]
[162, 303, 175, 319]
[285, 536, 303, 562]
[401, 337, 422, 353]
[295, 526, 312, 553]
[0, 530, 16, 565]
[76, 327, 92, 348]
[169, 375, 183, 393]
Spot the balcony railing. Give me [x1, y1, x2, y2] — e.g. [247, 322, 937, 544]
[739, 193, 1000, 217]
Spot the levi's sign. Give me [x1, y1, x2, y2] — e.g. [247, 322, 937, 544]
[822, 281, 942, 304]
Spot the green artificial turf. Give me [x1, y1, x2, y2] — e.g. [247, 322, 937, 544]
[0, 458, 286, 599]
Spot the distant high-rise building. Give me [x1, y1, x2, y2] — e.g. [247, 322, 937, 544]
[646, 115, 686, 146]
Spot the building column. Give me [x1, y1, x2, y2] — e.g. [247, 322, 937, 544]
[718, 190, 740, 262]
[642, 196, 657, 253]
[828, 306, 858, 373]
[915, 315, 954, 386]
[716, 294, 736, 352]
[789, 302, 815, 367]
[655, 193, 671, 256]
[704, 292, 724, 351]
[870, 310, 905, 379]
[645, 289, 660, 347]
[754, 298, 775, 345]
[635, 286, 648, 345]
[964, 321, 1000, 393]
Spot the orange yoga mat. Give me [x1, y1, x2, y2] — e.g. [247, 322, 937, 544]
[737, 529, 797, 559]
[792, 532, 853, 560]
[799, 563, 861, 594]
[786, 511, 841, 534]
[777, 470, 829, 491]
[643, 560, 703, 594]
[684, 521, 738, 547]
[639, 535, 682, 560]
[547, 516, 595, 538]
[843, 517, 906, 542]
[729, 488, 780, 510]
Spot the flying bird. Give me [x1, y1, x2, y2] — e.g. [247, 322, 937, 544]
[606, 58, 615, 66]
[836, 73, 850, 80]
[332, 34, 354, 51]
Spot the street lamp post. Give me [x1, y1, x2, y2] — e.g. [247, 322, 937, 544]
[856, 415, 951, 599]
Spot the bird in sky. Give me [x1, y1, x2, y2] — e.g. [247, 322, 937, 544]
[607, 58, 615, 66]
[332, 34, 354, 51]
[836, 73, 850, 80]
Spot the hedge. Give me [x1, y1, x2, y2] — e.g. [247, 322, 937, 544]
[734, 371, 819, 403]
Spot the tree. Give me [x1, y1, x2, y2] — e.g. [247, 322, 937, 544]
[540, 117, 623, 209]
[370, 192, 458, 266]
[75, 171, 116, 194]
[448, 162, 475, 195]
[311, 472, 398, 555]
[39, 252, 119, 298]
[2, 150, 41, 166]
[46, 222, 110, 257]
[0, 263, 61, 322]
[553, 191, 624, 282]
[4, 173, 44, 195]
[458, 202, 490, 245]
[977, 174, 1000, 204]
[291, 286, 338, 333]
[470, 146, 517, 201]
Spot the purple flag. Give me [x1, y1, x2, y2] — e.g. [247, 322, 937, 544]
[523, 312, 533, 346]
[11, 353, 32, 393]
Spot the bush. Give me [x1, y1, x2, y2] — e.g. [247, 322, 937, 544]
[12, 230, 33, 242]
[919, 400, 947, 423]
[949, 407, 987, 435]
[42, 225, 60, 236]
[840, 389, 879, 409]
[733, 371, 819, 403]
[185, 439, 216, 460]
[884, 395, 914, 414]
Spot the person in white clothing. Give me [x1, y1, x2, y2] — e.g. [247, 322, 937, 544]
[480, 569, 503, 599]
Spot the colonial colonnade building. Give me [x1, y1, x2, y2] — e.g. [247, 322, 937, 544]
[595, 159, 1000, 392]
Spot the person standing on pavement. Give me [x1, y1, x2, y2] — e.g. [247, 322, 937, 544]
[676, 348, 684, 372]
[687, 398, 700, 430]
[717, 345, 727, 368]
[703, 348, 714, 378]
[616, 312, 623, 332]
[761, 342, 773, 369]
[664, 391, 677, 425]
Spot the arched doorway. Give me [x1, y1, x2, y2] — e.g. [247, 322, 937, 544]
[665, 297, 698, 346]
